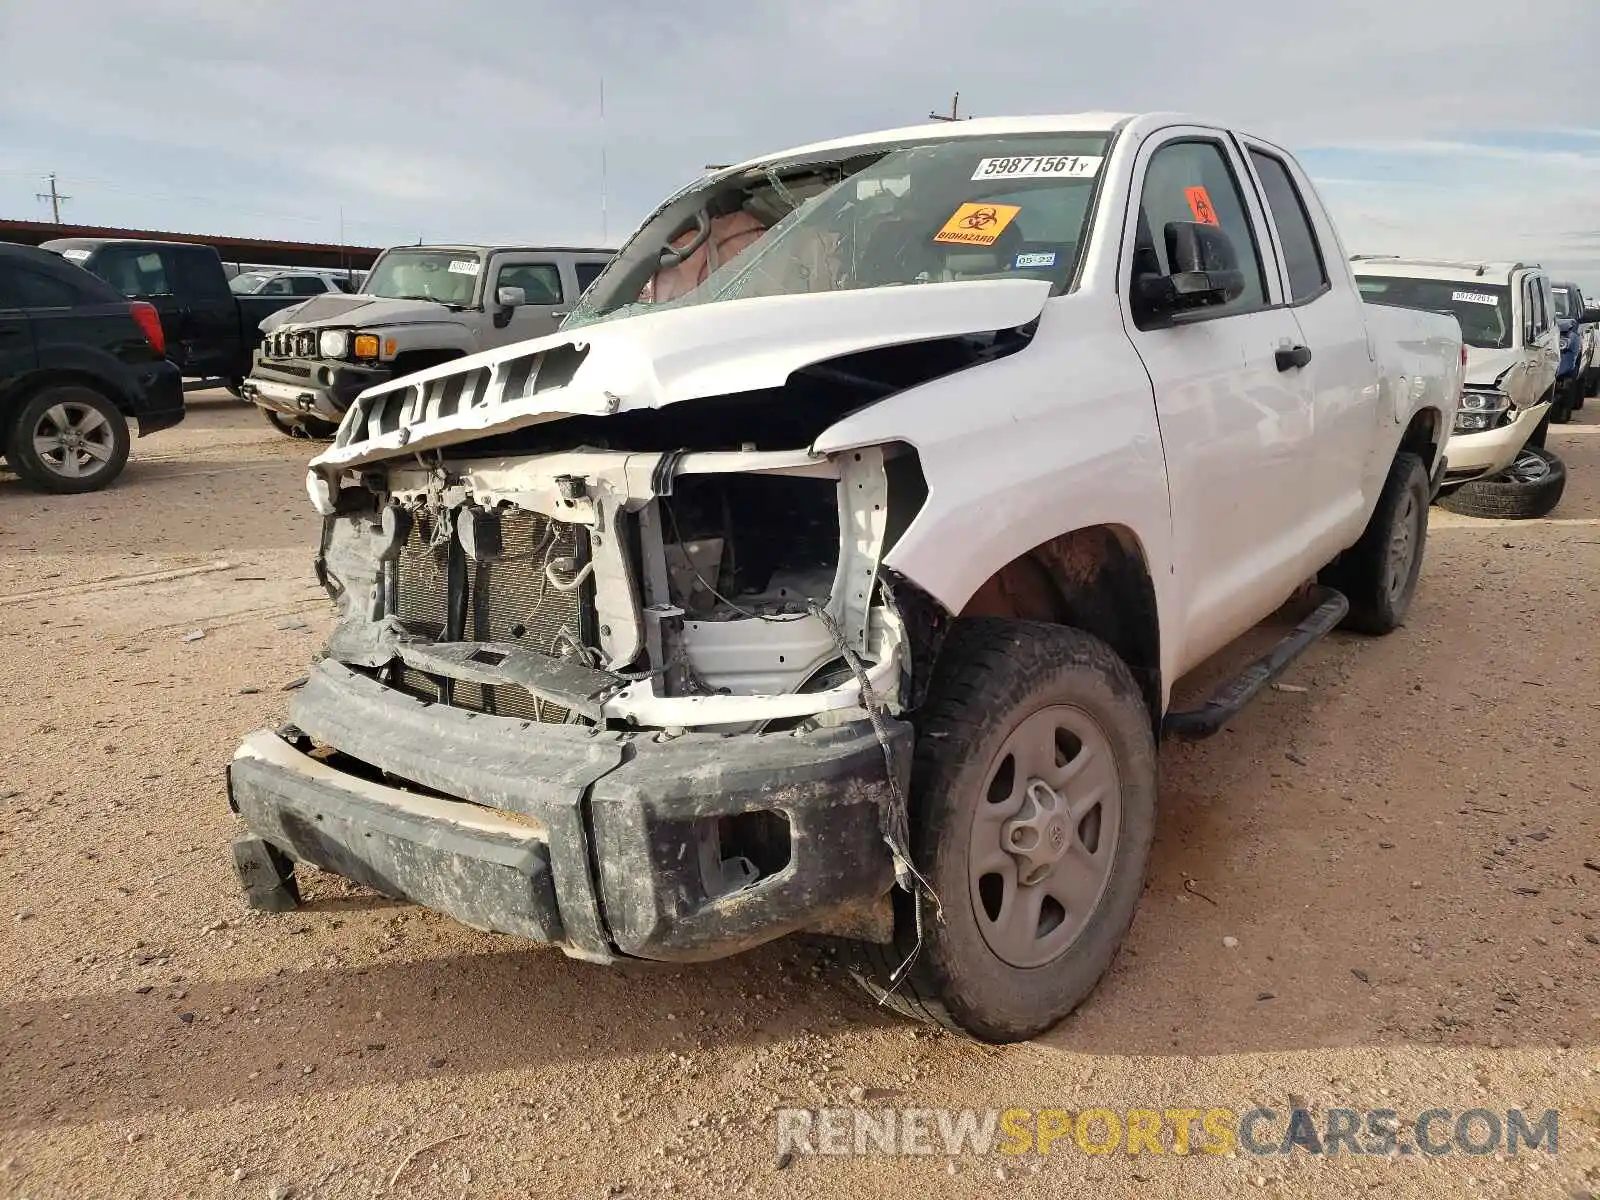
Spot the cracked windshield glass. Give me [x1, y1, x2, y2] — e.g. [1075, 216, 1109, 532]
[565, 133, 1111, 329]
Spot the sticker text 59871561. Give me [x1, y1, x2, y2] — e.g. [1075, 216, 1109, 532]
[1451, 291, 1500, 306]
[971, 156, 1103, 182]
[447, 259, 482, 276]
[934, 203, 1023, 247]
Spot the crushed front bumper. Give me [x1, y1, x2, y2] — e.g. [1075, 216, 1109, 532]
[1441, 401, 1551, 484]
[227, 660, 906, 962]
[242, 358, 392, 423]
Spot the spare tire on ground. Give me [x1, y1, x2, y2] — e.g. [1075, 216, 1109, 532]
[1436, 446, 1566, 520]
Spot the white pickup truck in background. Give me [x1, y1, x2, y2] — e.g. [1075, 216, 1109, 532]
[227, 112, 1463, 1043]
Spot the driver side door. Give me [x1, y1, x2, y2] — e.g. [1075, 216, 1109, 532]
[1118, 129, 1319, 673]
[485, 258, 567, 348]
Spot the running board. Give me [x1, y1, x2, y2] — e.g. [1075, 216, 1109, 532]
[1162, 587, 1348, 740]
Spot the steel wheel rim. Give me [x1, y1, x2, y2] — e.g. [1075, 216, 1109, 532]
[968, 704, 1121, 969]
[1505, 449, 1550, 484]
[31, 401, 113, 479]
[1384, 487, 1422, 605]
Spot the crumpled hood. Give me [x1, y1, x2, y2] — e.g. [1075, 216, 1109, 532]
[1463, 346, 1524, 387]
[260, 294, 462, 334]
[309, 278, 1053, 475]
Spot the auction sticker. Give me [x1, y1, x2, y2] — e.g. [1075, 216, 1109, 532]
[934, 202, 1022, 246]
[972, 155, 1102, 181]
[60, 249, 91, 262]
[1014, 251, 1057, 268]
[1451, 290, 1499, 305]
[447, 259, 482, 276]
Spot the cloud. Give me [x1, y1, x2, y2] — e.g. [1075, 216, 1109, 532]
[0, 0, 1594, 286]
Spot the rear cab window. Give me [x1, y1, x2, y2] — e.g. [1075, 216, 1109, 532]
[97, 246, 173, 298]
[1247, 149, 1328, 302]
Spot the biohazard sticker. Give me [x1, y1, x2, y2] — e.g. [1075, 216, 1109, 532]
[1185, 186, 1220, 225]
[934, 202, 1022, 246]
[447, 259, 482, 276]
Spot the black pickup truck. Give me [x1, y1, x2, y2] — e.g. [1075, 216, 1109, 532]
[38, 238, 303, 390]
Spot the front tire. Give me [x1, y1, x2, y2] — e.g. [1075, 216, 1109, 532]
[1321, 451, 1428, 635]
[848, 619, 1157, 1043]
[4, 384, 131, 494]
[1436, 446, 1565, 520]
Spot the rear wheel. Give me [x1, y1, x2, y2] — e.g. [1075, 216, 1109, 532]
[4, 384, 131, 494]
[262, 408, 338, 440]
[1320, 451, 1428, 635]
[846, 619, 1157, 1043]
[1436, 446, 1566, 520]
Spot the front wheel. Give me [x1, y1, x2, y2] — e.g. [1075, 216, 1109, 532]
[4, 384, 131, 494]
[847, 619, 1157, 1043]
[1320, 451, 1428, 635]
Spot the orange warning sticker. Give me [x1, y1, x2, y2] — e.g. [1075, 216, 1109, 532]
[1186, 186, 1220, 226]
[933, 202, 1022, 246]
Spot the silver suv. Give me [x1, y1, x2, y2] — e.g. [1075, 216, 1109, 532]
[241, 244, 614, 438]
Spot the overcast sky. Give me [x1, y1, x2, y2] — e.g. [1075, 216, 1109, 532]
[2, 0, 1597, 289]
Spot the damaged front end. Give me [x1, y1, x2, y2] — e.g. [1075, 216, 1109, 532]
[230, 427, 937, 962]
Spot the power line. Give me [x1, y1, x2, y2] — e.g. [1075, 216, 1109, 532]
[35, 173, 70, 222]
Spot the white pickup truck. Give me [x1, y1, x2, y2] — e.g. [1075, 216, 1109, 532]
[227, 112, 1463, 1043]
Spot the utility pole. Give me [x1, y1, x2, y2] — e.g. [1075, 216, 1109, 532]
[929, 92, 968, 122]
[36, 173, 71, 223]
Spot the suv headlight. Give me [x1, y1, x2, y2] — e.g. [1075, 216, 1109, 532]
[319, 330, 350, 358]
[1456, 387, 1509, 433]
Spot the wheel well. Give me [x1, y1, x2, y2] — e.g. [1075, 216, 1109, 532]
[0, 370, 128, 427]
[1399, 407, 1442, 466]
[952, 525, 1162, 727]
[390, 349, 463, 380]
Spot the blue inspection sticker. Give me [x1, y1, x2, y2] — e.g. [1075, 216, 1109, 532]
[1013, 251, 1057, 269]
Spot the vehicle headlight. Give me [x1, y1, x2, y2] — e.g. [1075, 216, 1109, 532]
[319, 330, 350, 358]
[1459, 388, 1510, 413]
[1456, 387, 1509, 434]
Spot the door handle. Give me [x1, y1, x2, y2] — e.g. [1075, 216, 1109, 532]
[1275, 344, 1312, 371]
[550, 310, 569, 319]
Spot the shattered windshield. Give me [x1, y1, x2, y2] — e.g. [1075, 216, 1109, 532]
[1355, 275, 1513, 350]
[361, 250, 482, 306]
[564, 132, 1112, 330]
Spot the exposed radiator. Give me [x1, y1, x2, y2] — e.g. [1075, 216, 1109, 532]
[392, 507, 591, 722]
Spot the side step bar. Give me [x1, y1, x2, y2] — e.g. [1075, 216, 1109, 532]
[1162, 587, 1348, 740]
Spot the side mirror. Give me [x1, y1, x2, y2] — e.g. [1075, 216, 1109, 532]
[496, 285, 527, 309]
[1133, 221, 1246, 321]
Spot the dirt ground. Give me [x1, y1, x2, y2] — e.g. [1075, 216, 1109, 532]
[1, 393, 1596, 1200]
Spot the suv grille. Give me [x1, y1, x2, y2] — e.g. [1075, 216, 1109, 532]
[392, 508, 592, 722]
[265, 329, 319, 360]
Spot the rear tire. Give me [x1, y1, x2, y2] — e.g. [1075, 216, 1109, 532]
[1320, 451, 1428, 635]
[4, 384, 131, 494]
[846, 619, 1157, 1043]
[1436, 446, 1565, 520]
[262, 408, 338, 440]
[1550, 381, 1574, 424]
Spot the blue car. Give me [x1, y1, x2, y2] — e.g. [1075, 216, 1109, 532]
[1551, 281, 1587, 423]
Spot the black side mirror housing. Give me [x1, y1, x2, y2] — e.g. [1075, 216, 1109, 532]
[1583, 306, 1600, 323]
[1134, 221, 1247, 321]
